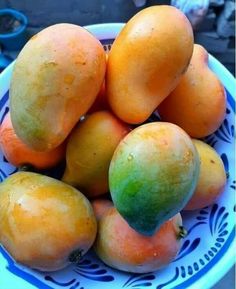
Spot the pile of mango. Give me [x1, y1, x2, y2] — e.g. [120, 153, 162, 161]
[0, 5, 227, 273]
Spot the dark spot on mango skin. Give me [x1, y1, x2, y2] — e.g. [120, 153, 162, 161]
[42, 62, 58, 68]
[69, 249, 83, 264]
[210, 159, 215, 164]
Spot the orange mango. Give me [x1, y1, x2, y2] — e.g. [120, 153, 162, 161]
[62, 111, 130, 198]
[184, 139, 227, 210]
[94, 207, 186, 273]
[107, 5, 193, 124]
[158, 44, 226, 138]
[0, 172, 97, 271]
[10, 24, 106, 151]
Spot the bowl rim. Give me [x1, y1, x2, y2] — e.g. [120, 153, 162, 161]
[0, 8, 28, 39]
[0, 22, 235, 289]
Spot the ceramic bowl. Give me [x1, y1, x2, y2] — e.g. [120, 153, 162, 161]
[0, 23, 235, 289]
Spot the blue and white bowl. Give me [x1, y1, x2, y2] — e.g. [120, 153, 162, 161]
[0, 23, 235, 289]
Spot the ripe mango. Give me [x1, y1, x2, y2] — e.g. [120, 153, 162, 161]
[184, 139, 227, 210]
[107, 5, 193, 124]
[62, 111, 129, 198]
[10, 24, 106, 151]
[0, 172, 97, 271]
[158, 44, 226, 138]
[94, 206, 186, 273]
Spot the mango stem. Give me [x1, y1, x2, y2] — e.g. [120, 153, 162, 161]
[68, 249, 83, 264]
[19, 164, 36, 172]
[178, 226, 188, 239]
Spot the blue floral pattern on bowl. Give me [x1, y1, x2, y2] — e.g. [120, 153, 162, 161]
[0, 23, 235, 289]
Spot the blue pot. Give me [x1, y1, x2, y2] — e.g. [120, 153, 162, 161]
[0, 8, 28, 50]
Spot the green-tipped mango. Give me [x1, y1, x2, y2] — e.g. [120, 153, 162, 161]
[109, 122, 200, 236]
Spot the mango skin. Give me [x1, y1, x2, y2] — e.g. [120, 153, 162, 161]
[0, 172, 97, 271]
[184, 139, 226, 210]
[94, 207, 184, 273]
[158, 44, 226, 138]
[0, 112, 65, 169]
[62, 111, 130, 198]
[109, 122, 200, 236]
[92, 199, 113, 220]
[107, 5, 193, 124]
[10, 23, 106, 151]
[88, 54, 109, 113]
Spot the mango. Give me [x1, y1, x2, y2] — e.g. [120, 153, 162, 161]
[158, 44, 226, 138]
[94, 207, 186, 273]
[109, 122, 200, 236]
[10, 23, 106, 151]
[62, 111, 130, 198]
[184, 139, 227, 210]
[0, 172, 97, 271]
[92, 199, 113, 220]
[107, 5, 193, 124]
[0, 112, 65, 170]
